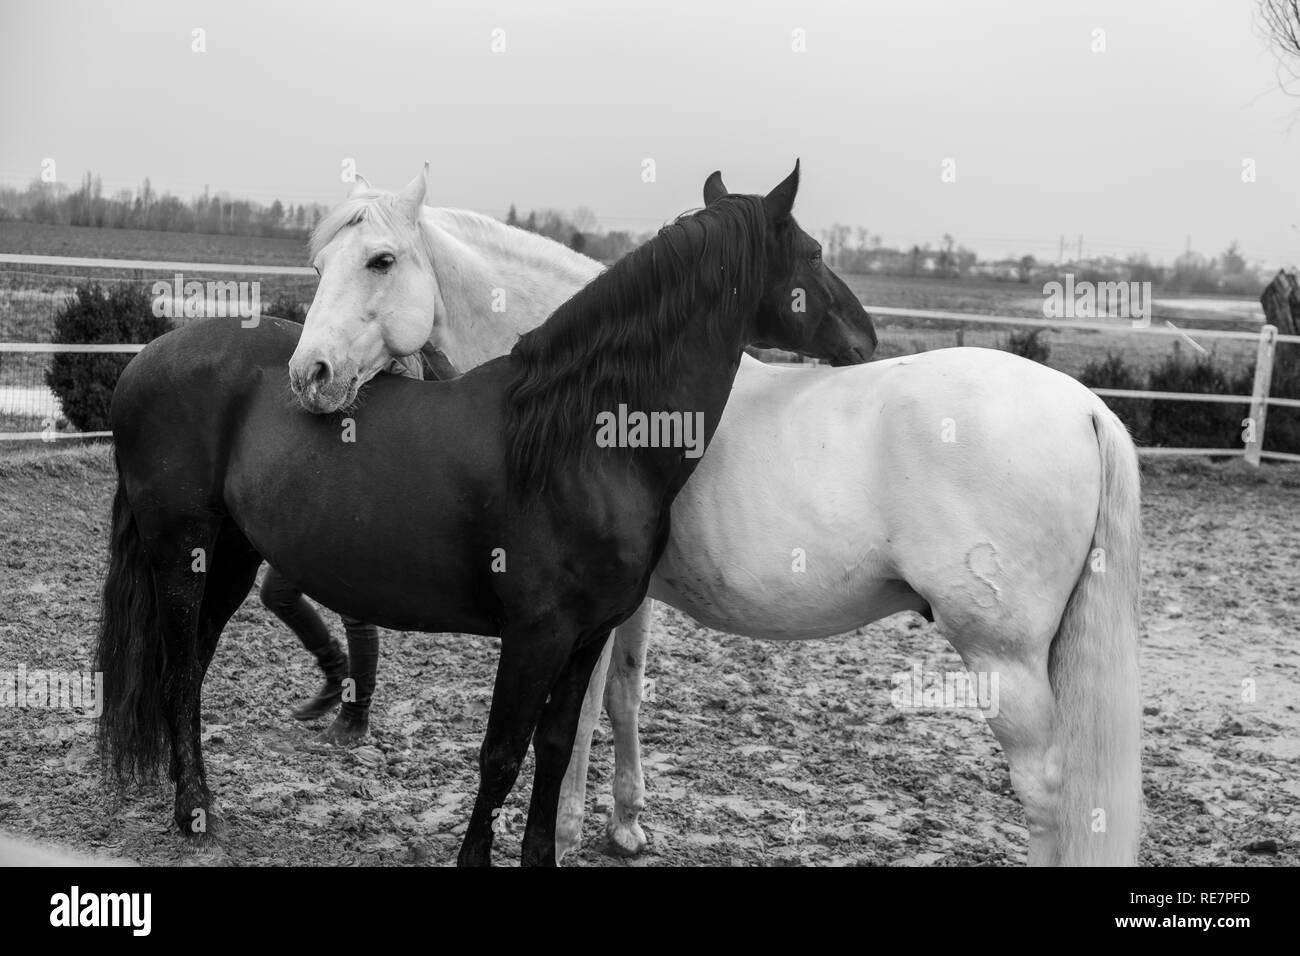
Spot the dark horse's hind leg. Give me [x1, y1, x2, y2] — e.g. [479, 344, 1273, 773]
[521, 632, 612, 867]
[141, 515, 218, 841]
[147, 518, 259, 844]
[457, 619, 579, 867]
[189, 524, 262, 807]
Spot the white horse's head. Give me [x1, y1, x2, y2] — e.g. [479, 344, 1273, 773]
[289, 164, 443, 414]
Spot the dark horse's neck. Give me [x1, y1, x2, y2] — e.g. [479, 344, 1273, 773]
[503, 196, 768, 496]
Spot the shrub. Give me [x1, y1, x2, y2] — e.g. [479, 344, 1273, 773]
[1079, 351, 1149, 442]
[45, 283, 172, 433]
[1254, 351, 1300, 455]
[1005, 328, 1050, 364]
[1144, 353, 1243, 451]
[266, 295, 307, 323]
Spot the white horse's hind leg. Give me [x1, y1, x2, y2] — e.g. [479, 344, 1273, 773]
[605, 599, 654, 855]
[556, 634, 613, 863]
[955, 645, 1065, 866]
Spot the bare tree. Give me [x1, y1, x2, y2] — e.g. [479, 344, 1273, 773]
[1260, 0, 1300, 59]
[570, 206, 598, 234]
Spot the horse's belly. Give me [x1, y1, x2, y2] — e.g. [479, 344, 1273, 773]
[651, 362, 925, 640]
[648, 560, 925, 640]
[224, 381, 494, 634]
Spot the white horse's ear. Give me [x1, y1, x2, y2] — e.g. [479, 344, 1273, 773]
[349, 174, 372, 197]
[396, 161, 430, 221]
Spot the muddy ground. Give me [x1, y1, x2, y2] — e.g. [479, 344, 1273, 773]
[0, 445, 1296, 866]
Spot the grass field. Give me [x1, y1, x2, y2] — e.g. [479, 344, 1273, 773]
[0, 222, 317, 345]
[843, 273, 1265, 382]
[0, 220, 312, 266]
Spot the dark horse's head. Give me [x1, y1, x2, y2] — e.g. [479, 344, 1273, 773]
[704, 161, 876, 365]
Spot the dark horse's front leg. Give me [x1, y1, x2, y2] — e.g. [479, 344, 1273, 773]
[520, 633, 612, 866]
[457, 620, 579, 867]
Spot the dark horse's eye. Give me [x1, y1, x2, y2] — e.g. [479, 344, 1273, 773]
[368, 253, 395, 272]
[810, 250, 822, 264]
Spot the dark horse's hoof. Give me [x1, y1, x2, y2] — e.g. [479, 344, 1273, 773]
[179, 827, 227, 865]
[316, 715, 369, 744]
[457, 847, 491, 867]
[175, 806, 225, 845]
[291, 680, 344, 721]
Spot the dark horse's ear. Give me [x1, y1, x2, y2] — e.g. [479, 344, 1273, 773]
[764, 160, 800, 223]
[703, 170, 729, 206]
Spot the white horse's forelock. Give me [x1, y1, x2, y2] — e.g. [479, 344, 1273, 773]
[309, 189, 433, 263]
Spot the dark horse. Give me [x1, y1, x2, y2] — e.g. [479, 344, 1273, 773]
[95, 163, 876, 866]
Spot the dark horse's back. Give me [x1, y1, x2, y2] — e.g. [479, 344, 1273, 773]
[110, 316, 511, 634]
[111, 317, 299, 518]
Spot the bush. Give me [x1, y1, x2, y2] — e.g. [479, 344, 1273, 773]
[45, 284, 172, 433]
[1075, 349, 1300, 457]
[266, 295, 307, 323]
[1005, 328, 1050, 364]
[1144, 353, 1243, 451]
[1255, 352, 1300, 455]
[1079, 352, 1149, 442]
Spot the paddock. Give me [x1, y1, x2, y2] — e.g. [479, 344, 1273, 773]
[0, 444, 1294, 866]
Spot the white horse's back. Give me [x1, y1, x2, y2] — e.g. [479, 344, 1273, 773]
[652, 347, 1108, 642]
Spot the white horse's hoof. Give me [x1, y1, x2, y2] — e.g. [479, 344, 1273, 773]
[555, 833, 581, 865]
[555, 810, 584, 864]
[605, 817, 648, 857]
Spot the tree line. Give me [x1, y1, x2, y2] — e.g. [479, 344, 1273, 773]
[0, 174, 1281, 289]
[816, 222, 1273, 295]
[504, 203, 649, 263]
[0, 174, 328, 239]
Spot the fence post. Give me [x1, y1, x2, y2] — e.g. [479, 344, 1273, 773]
[1245, 324, 1278, 467]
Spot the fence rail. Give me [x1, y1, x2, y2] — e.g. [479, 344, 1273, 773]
[0, 253, 316, 276]
[1, 253, 1296, 464]
[0, 342, 144, 353]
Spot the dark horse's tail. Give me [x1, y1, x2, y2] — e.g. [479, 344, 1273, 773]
[96, 458, 166, 784]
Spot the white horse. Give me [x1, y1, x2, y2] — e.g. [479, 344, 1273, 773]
[290, 167, 1142, 867]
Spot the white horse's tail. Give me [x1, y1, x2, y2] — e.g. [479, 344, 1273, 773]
[1049, 403, 1142, 865]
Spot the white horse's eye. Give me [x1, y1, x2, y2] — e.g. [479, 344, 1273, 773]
[368, 253, 395, 272]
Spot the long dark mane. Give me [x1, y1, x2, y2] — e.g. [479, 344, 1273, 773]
[504, 195, 770, 492]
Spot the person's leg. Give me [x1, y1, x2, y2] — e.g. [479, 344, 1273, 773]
[318, 616, 379, 743]
[259, 567, 348, 720]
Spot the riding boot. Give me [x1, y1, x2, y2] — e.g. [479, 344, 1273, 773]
[319, 621, 379, 743]
[291, 638, 349, 721]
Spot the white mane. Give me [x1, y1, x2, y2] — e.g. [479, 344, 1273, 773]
[308, 186, 604, 370]
[310, 189, 599, 287]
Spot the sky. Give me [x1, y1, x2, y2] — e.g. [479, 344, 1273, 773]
[1, 0, 1298, 266]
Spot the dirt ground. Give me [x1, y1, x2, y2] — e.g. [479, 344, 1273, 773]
[0, 445, 1296, 866]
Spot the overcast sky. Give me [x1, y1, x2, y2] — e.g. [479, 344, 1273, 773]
[2, 0, 1298, 266]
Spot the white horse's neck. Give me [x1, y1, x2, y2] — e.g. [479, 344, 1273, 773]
[419, 208, 602, 370]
